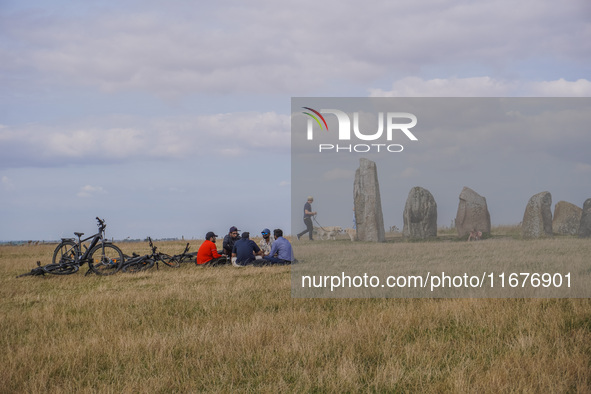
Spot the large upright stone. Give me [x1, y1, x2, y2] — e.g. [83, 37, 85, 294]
[455, 186, 491, 238]
[353, 158, 385, 242]
[552, 201, 582, 235]
[403, 187, 437, 239]
[579, 198, 591, 238]
[522, 191, 553, 238]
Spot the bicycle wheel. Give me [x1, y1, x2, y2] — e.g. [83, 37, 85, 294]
[179, 252, 197, 264]
[52, 241, 78, 265]
[158, 253, 181, 268]
[89, 244, 124, 275]
[123, 258, 155, 273]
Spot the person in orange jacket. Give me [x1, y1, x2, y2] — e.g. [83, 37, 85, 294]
[196, 231, 227, 266]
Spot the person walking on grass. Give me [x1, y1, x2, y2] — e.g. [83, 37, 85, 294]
[196, 232, 227, 266]
[297, 196, 316, 241]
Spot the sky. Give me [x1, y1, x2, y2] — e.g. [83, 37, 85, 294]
[1, 0, 590, 241]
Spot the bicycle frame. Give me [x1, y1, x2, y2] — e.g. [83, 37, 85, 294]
[66, 228, 107, 267]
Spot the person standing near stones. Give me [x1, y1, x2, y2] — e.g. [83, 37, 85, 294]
[297, 196, 317, 240]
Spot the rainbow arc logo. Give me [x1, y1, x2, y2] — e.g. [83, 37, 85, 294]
[302, 107, 329, 131]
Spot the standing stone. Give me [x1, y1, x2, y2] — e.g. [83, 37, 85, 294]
[552, 201, 582, 235]
[403, 187, 437, 239]
[353, 158, 385, 242]
[455, 186, 491, 238]
[522, 191, 553, 238]
[579, 198, 591, 238]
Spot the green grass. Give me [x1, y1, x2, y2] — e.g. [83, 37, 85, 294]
[1, 232, 590, 392]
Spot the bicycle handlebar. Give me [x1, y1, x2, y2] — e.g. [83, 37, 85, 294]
[96, 217, 106, 230]
[148, 237, 158, 253]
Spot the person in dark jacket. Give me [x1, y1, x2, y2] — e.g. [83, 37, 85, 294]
[222, 226, 240, 255]
[232, 232, 263, 266]
[297, 196, 316, 240]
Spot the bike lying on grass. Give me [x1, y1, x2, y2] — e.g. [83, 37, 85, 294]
[17, 217, 124, 277]
[122, 237, 160, 273]
[122, 238, 197, 273]
[160, 242, 197, 267]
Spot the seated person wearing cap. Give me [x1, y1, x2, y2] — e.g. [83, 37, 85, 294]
[232, 232, 263, 266]
[197, 232, 227, 266]
[262, 228, 294, 265]
[222, 226, 240, 256]
[259, 228, 274, 256]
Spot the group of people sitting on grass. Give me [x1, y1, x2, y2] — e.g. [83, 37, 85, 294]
[196, 226, 294, 267]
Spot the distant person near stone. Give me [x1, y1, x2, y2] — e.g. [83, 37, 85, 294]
[297, 196, 316, 241]
[468, 229, 482, 241]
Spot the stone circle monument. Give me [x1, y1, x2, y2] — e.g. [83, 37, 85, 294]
[353, 158, 385, 242]
[552, 201, 582, 235]
[579, 198, 591, 238]
[522, 191, 553, 238]
[455, 186, 491, 238]
[403, 186, 437, 239]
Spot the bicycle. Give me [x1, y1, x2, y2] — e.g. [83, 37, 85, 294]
[17, 260, 80, 277]
[122, 238, 192, 272]
[158, 242, 197, 267]
[122, 253, 155, 273]
[148, 240, 197, 268]
[122, 237, 160, 273]
[51, 217, 124, 276]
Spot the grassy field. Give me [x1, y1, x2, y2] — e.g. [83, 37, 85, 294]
[1, 230, 590, 392]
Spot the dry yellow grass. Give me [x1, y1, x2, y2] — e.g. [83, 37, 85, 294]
[1, 235, 590, 392]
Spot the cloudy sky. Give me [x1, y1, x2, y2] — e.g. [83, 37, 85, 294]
[1, 0, 590, 241]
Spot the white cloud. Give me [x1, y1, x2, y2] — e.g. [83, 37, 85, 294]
[1, 175, 15, 191]
[3, 1, 589, 97]
[575, 163, 591, 174]
[0, 112, 290, 169]
[369, 77, 591, 97]
[77, 185, 106, 198]
[400, 167, 420, 178]
[529, 79, 591, 97]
